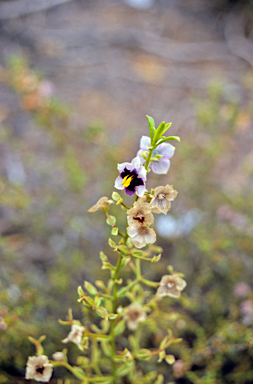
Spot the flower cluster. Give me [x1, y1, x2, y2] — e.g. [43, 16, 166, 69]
[25, 116, 186, 384]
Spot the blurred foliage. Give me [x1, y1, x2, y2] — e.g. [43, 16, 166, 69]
[0, 55, 253, 383]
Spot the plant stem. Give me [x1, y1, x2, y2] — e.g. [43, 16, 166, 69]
[110, 252, 123, 384]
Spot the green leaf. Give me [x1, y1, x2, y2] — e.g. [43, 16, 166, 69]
[106, 215, 116, 226]
[72, 366, 86, 380]
[154, 374, 164, 384]
[108, 313, 118, 320]
[116, 361, 133, 376]
[135, 349, 151, 361]
[117, 245, 129, 254]
[114, 319, 126, 335]
[102, 260, 116, 271]
[108, 238, 116, 248]
[151, 254, 161, 263]
[95, 280, 107, 290]
[158, 350, 165, 363]
[112, 191, 121, 202]
[111, 227, 119, 236]
[144, 371, 158, 381]
[77, 286, 85, 296]
[159, 335, 168, 349]
[155, 136, 180, 147]
[100, 339, 111, 357]
[165, 355, 175, 365]
[84, 281, 97, 295]
[100, 252, 107, 262]
[156, 122, 172, 138]
[79, 295, 94, 307]
[96, 306, 109, 320]
[132, 250, 144, 257]
[146, 115, 156, 143]
[120, 256, 131, 268]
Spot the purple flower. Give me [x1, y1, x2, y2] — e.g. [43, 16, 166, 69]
[114, 157, 146, 197]
[137, 136, 175, 174]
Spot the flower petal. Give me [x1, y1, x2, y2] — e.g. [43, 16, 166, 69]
[156, 143, 175, 158]
[140, 136, 151, 150]
[127, 226, 139, 237]
[114, 176, 124, 190]
[176, 277, 187, 291]
[131, 156, 141, 169]
[144, 228, 156, 244]
[117, 162, 132, 173]
[137, 166, 147, 181]
[151, 158, 171, 174]
[135, 184, 146, 197]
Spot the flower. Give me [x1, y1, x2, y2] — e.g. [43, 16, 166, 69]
[234, 282, 250, 298]
[124, 302, 147, 330]
[114, 157, 146, 197]
[156, 274, 186, 298]
[25, 355, 53, 382]
[137, 136, 175, 174]
[127, 201, 154, 227]
[150, 185, 178, 214]
[173, 360, 185, 378]
[52, 352, 64, 361]
[62, 324, 85, 349]
[127, 224, 156, 248]
[88, 196, 113, 212]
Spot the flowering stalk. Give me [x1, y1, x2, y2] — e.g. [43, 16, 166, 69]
[25, 116, 186, 384]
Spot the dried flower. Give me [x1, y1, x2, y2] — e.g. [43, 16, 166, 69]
[127, 201, 154, 227]
[150, 185, 178, 214]
[88, 197, 113, 212]
[137, 136, 175, 174]
[127, 224, 156, 248]
[62, 324, 85, 349]
[124, 302, 147, 330]
[25, 355, 53, 382]
[156, 274, 186, 298]
[114, 157, 146, 197]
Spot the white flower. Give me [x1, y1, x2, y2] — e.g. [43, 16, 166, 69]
[156, 274, 187, 299]
[88, 196, 113, 212]
[127, 224, 156, 248]
[25, 355, 53, 382]
[150, 185, 178, 214]
[124, 302, 147, 330]
[127, 201, 154, 227]
[138, 136, 175, 174]
[62, 324, 85, 349]
[114, 157, 147, 197]
[52, 352, 64, 361]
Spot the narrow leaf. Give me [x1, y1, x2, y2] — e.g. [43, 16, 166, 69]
[146, 115, 156, 143]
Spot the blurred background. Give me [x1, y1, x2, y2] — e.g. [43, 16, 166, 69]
[0, 0, 253, 383]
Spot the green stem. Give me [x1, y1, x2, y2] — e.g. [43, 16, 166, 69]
[110, 252, 124, 384]
[141, 278, 160, 288]
[135, 259, 141, 278]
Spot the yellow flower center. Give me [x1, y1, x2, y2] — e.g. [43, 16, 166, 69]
[122, 174, 134, 188]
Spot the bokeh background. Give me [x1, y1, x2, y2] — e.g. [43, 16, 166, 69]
[0, 0, 253, 383]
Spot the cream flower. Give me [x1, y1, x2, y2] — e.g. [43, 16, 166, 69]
[52, 352, 64, 361]
[127, 224, 156, 249]
[156, 274, 186, 299]
[62, 324, 85, 349]
[127, 201, 154, 227]
[124, 302, 147, 330]
[25, 355, 53, 382]
[88, 196, 113, 212]
[150, 185, 178, 214]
